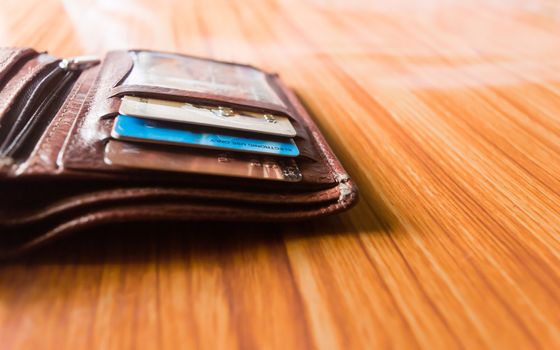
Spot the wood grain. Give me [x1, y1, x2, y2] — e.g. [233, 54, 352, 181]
[0, 0, 559, 348]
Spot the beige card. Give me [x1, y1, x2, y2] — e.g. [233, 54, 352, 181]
[119, 96, 296, 137]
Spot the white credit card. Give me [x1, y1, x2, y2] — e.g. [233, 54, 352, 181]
[119, 96, 297, 137]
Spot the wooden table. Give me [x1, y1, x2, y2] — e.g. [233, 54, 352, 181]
[1, 0, 559, 348]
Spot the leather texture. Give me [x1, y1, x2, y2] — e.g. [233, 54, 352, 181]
[0, 47, 358, 258]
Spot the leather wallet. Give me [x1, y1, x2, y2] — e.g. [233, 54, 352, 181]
[0, 47, 358, 258]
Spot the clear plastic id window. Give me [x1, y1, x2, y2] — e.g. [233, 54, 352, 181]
[123, 51, 286, 108]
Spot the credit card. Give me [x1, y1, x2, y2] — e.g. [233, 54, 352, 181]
[111, 115, 300, 157]
[119, 96, 296, 137]
[104, 140, 302, 182]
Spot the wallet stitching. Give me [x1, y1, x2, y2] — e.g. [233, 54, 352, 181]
[41, 78, 85, 154]
[64, 62, 106, 160]
[310, 129, 355, 205]
[64, 52, 131, 162]
[304, 129, 351, 197]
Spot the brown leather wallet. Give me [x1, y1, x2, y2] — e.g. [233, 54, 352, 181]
[0, 47, 358, 258]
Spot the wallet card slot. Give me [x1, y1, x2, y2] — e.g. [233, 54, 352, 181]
[0, 61, 62, 154]
[110, 85, 297, 120]
[0, 60, 86, 161]
[94, 113, 320, 164]
[98, 112, 318, 161]
[108, 49, 302, 122]
[61, 112, 334, 187]
[4, 70, 81, 161]
[110, 91, 311, 141]
[95, 134, 334, 187]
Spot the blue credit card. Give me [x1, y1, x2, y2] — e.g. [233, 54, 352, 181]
[112, 115, 299, 157]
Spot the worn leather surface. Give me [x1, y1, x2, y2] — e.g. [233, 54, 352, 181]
[18, 65, 101, 174]
[0, 47, 358, 258]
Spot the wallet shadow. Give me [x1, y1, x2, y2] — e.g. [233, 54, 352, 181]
[0, 198, 391, 266]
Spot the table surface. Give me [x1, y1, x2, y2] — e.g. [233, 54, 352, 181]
[1, 0, 559, 348]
